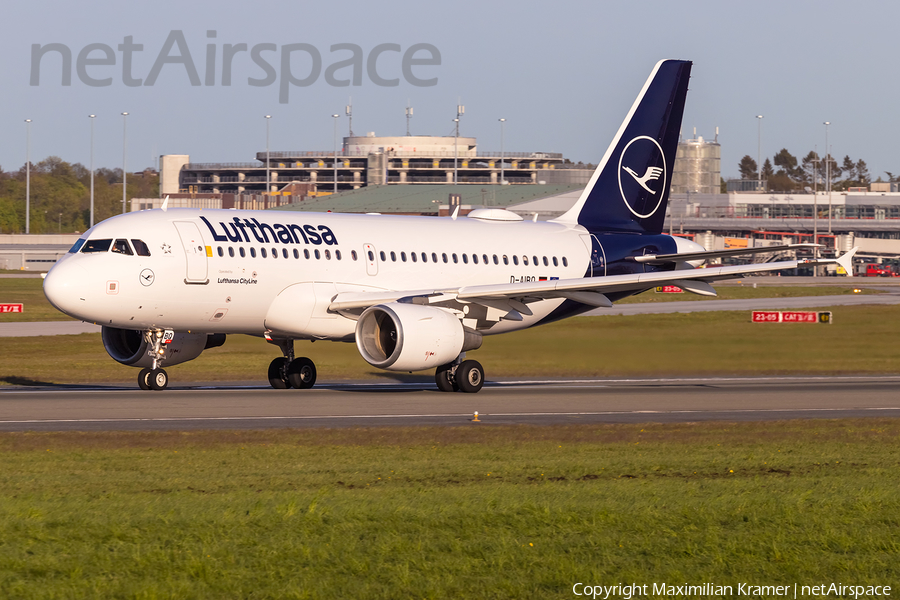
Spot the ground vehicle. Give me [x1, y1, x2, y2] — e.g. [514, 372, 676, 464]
[859, 263, 898, 277]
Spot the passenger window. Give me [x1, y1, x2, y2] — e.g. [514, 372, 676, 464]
[380, 251, 386, 261]
[401, 252, 407, 262]
[239, 247, 246, 258]
[563, 257, 568, 267]
[513, 256, 519, 265]
[411, 252, 417, 263]
[432, 253, 438, 263]
[422, 252, 428, 263]
[69, 239, 87, 253]
[217, 247, 224, 257]
[472, 254, 478, 264]
[552, 256, 558, 267]
[452, 253, 458, 264]
[533, 256, 539, 266]
[543, 256, 548, 266]
[251, 247, 257, 258]
[272, 248, 278, 258]
[315, 249, 321, 259]
[442, 253, 448, 263]
[462, 254, 468, 264]
[304, 249, 310, 259]
[503, 255, 509, 265]
[493, 255, 499, 265]
[229, 247, 235, 257]
[336, 250, 342, 260]
[293, 249, 299, 259]
[522, 256, 528, 266]
[390, 251, 396, 262]
[367, 250, 374, 261]
[352, 250, 358, 261]
[483, 254, 488, 265]
[281, 248, 287, 259]
[131, 239, 151, 256]
[261, 248, 267, 258]
[325, 249, 331, 260]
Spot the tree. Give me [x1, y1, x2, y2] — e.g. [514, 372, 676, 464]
[801, 151, 820, 187]
[856, 160, 870, 185]
[773, 148, 798, 178]
[761, 158, 774, 181]
[738, 155, 757, 180]
[841, 155, 857, 183]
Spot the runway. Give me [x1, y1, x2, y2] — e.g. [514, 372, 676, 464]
[2, 376, 899, 431]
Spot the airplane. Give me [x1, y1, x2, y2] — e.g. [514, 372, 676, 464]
[43, 59, 856, 392]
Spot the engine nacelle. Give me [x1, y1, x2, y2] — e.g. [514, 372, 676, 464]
[101, 326, 226, 368]
[355, 303, 482, 372]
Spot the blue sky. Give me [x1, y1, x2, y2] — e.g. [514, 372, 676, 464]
[2, 0, 897, 181]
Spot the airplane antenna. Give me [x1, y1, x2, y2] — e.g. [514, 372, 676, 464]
[161, 195, 169, 212]
[346, 98, 353, 137]
[406, 100, 413, 136]
[451, 204, 460, 221]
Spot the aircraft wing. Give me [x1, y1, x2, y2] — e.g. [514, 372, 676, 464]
[329, 248, 857, 317]
[633, 243, 821, 265]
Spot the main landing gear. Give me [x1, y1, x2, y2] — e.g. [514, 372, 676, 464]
[435, 356, 485, 393]
[267, 338, 317, 390]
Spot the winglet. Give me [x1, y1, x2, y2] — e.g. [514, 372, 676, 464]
[161, 195, 169, 212]
[836, 247, 858, 276]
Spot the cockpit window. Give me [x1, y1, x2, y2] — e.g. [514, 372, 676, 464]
[81, 239, 112, 253]
[112, 239, 134, 255]
[69, 239, 86, 254]
[131, 239, 151, 257]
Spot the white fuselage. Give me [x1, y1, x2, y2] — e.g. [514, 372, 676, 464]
[44, 208, 592, 339]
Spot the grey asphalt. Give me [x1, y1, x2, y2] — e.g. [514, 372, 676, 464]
[1, 376, 899, 431]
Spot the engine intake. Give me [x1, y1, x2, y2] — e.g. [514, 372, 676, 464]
[101, 326, 225, 368]
[355, 303, 481, 372]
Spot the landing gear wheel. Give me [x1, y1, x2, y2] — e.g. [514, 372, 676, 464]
[435, 363, 459, 393]
[287, 357, 317, 389]
[455, 360, 484, 394]
[148, 368, 168, 391]
[138, 368, 152, 390]
[268, 357, 291, 389]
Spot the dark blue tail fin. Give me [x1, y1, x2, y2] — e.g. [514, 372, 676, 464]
[555, 59, 691, 234]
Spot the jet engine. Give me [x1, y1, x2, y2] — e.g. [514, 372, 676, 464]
[101, 326, 226, 368]
[355, 303, 482, 372]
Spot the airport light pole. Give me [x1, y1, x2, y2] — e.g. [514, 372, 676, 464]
[121, 112, 128, 214]
[332, 114, 340, 194]
[824, 121, 832, 235]
[24, 119, 31, 234]
[498, 118, 506, 185]
[89, 115, 95, 228]
[454, 103, 464, 184]
[265, 115, 271, 195]
[756, 115, 763, 191]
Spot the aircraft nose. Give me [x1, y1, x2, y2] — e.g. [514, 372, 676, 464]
[43, 259, 90, 318]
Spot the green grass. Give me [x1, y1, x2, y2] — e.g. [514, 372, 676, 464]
[0, 277, 886, 322]
[0, 421, 898, 598]
[4, 305, 900, 386]
[0, 278, 73, 322]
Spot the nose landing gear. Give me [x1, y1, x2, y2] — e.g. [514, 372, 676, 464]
[138, 330, 170, 391]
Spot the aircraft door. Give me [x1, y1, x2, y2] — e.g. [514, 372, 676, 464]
[364, 243, 378, 276]
[580, 234, 607, 277]
[174, 221, 209, 284]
